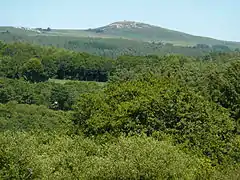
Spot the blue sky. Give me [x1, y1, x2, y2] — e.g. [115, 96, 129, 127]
[1, 0, 239, 41]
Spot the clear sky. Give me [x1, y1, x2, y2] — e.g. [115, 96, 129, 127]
[1, 0, 239, 41]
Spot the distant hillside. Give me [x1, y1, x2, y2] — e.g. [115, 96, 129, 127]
[86, 21, 240, 47]
[0, 23, 239, 58]
[1, 21, 240, 48]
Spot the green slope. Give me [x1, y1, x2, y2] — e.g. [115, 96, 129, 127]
[1, 21, 240, 48]
[0, 24, 239, 58]
[86, 21, 240, 47]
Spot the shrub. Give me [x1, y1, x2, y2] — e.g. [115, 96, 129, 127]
[0, 132, 211, 179]
[73, 77, 237, 163]
[0, 102, 71, 133]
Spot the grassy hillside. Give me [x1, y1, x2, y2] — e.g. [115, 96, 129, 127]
[0, 27, 215, 58]
[0, 27, 116, 38]
[1, 21, 240, 48]
[86, 21, 240, 47]
[0, 24, 238, 58]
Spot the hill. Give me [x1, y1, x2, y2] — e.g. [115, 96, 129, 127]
[86, 21, 240, 47]
[0, 22, 239, 58]
[1, 21, 240, 47]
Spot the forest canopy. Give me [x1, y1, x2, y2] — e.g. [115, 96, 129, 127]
[0, 40, 240, 179]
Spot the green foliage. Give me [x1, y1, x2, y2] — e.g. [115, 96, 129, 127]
[73, 77, 237, 164]
[1, 39, 240, 178]
[0, 56, 20, 78]
[50, 84, 74, 110]
[202, 60, 240, 133]
[0, 78, 104, 110]
[0, 102, 71, 133]
[0, 132, 213, 180]
[0, 41, 113, 82]
[21, 57, 48, 82]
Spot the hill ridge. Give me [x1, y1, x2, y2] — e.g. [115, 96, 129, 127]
[1, 20, 240, 48]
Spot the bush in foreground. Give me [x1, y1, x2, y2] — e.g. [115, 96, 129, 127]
[0, 132, 212, 179]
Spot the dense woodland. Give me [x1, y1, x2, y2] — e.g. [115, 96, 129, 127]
[0, 40, 240, 179]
